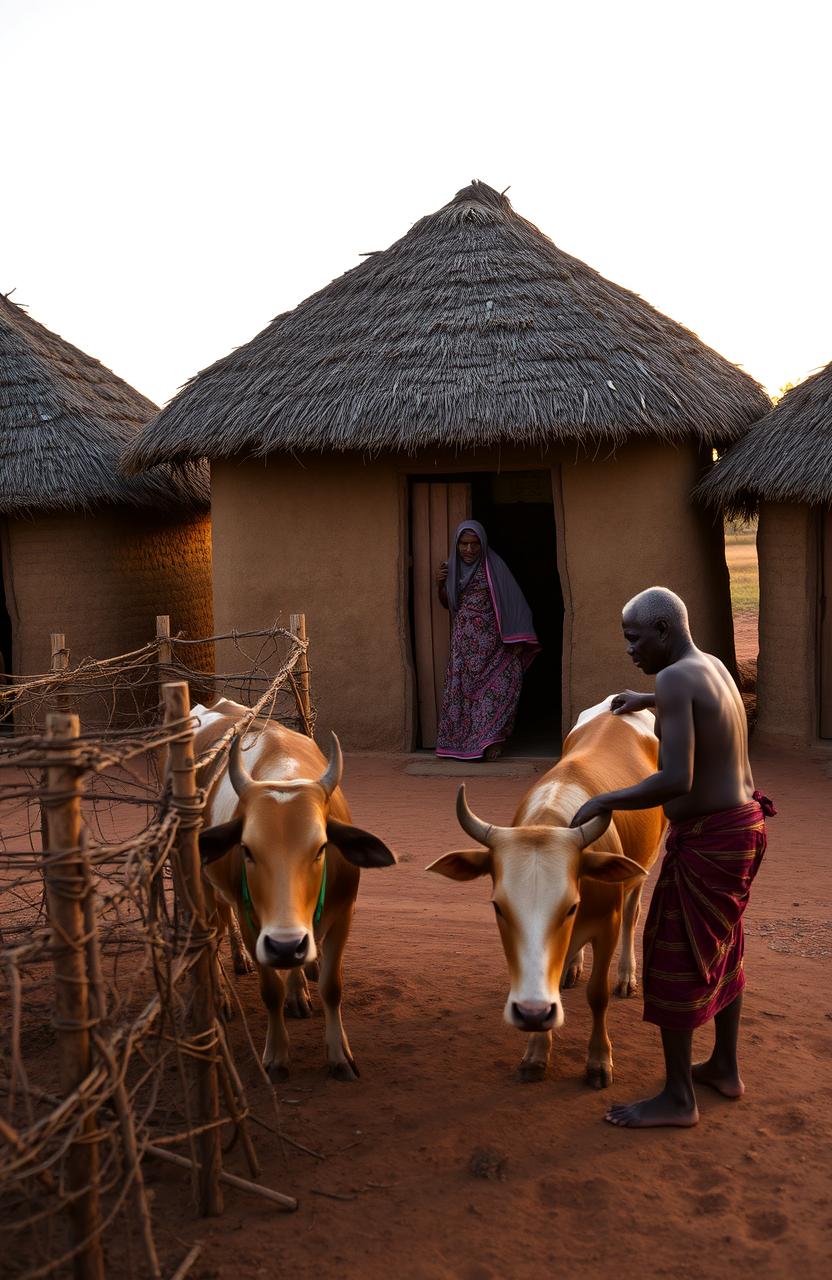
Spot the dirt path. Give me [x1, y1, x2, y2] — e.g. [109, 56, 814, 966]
[149, 747, 832, 1279]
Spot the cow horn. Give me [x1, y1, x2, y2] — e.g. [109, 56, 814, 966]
[228, 734, 253, 797]
[456, 785, 496, 847]
[318, 732, 343, 798]
[576, 811, 613, 849]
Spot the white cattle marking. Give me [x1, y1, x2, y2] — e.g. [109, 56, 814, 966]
[521, 779, 589, 827]
[498, 844, 573, 1026]
[574, 695, 655, 739]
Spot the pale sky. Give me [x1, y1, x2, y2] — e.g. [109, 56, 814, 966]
[3, 0, 830, 408]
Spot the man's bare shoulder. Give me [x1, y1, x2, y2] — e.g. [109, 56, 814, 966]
[655, 660, 696, 690]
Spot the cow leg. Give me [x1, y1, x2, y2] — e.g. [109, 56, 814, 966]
[562, 944, 585, 989]
[614, 883, 643, 998]
[517, 1031, 553, 1083]
[225, 905, 255, 976]
[585, 915, 620, 1089]
[284, 967, 314, 1019]
[318, 916, 359, 1081]
[257, 964, 290, 1080]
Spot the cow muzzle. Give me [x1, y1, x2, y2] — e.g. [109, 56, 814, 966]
[258, 931, 310, 969]
[510, 1000, 560, 1032]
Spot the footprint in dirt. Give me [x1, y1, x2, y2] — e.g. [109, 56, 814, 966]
[694, 1193, 726, 1216]
[767, 1106, 808, 1135]
[746, 1209, 789, 1241]
[689, 1161, 724, 1193]
[539, 1174, 612, 1212]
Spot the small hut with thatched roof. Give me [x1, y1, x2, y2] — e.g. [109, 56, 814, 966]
[0, 292, 213, 679]
[126, 181, 767, 752]
[698, 363, 832, 748]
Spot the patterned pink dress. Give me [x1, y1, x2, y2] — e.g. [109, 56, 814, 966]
[435, 563, 523, 760]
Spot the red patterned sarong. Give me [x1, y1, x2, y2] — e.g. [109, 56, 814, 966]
[642, 792, 773, 1031]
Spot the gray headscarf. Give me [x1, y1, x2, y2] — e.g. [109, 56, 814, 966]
[446, 520, 539, 654]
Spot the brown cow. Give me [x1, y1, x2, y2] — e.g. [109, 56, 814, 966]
[194, 700, 396, 1080]
[427, 697, 666, 1086]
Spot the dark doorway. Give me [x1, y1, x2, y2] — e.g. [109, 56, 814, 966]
[409, 470, 563, 756]
[471, 472, 562, 755]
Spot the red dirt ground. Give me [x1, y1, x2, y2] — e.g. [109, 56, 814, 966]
[145, 745, 832, 1280]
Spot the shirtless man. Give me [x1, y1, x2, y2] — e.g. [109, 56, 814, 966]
[570, 586, 772, 1128]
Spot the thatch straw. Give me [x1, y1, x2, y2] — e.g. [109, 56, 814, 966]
[124, 181, 768, 470]
[0, 293, 208, 514]
[697, 361, 832, 515]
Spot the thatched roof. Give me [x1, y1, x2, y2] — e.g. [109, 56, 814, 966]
[0, 292, 208, 515]
[125, 181, 768, 470]
[697, 361, 832, 514]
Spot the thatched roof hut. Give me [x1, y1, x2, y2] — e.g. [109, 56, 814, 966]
[127, 181, 767, 752]
[0, 291, 207, 514]
[697, 361, 832, 514]
[698, 362, 832, 746]
[126, 181, 767, 468]
[0, 293, 212, 681]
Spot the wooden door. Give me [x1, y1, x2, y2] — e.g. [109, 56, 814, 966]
[412, 482, 471, 748]
[820, 510, 832, 739]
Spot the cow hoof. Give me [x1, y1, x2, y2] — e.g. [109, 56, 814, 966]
[233, 951, 256, 976]
[561, 965, 582, 990]
[267, 1062, 290, 1082]
[516, 1061, 547, 1083]
[285, 994, 313, 1019]
[614, 977, 638, 998]
[328, 1060, 359, 1082]
[586, 1063, 613, 1090]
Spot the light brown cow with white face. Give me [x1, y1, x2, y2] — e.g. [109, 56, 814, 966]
[195, 701, 396, 1080]
[427, 698, 666, 1087]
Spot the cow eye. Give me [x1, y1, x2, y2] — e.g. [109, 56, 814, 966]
[566, 902, 578, 917]
[315, 844, 326, 860]
[241, 843, 254, 862]
[492, 901, 504, 919]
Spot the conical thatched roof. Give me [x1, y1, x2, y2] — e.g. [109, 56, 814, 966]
[0, 292, 208, 515]
[125, 181, 768, 470]
[697, 361, 832, 514]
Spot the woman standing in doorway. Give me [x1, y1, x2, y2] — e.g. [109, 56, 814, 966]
[436, 520, 539, 761]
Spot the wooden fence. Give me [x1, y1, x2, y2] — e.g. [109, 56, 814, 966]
[0, 618, 315, 1278]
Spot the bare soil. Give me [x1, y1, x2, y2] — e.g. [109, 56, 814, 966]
[145, 746, 832, 1280]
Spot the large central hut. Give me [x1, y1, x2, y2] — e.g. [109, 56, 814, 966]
[126, 181, 768, 752]
[0, 292, 212, 683]
[698, 362, 832, 748]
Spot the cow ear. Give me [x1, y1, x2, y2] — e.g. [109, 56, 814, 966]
[425, 849, 492, 881]
[580, 850, 646, 884]
[199, 816, 244, 865]
[326, 818, 397, 868]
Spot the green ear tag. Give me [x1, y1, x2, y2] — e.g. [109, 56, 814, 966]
[314, 860, 327, 927]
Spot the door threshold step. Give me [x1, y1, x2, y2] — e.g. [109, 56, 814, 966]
[404, 755, 552, 778]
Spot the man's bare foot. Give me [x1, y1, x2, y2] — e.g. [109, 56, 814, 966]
[483, 744, 503, 761]
[692, 1057, 745, 1099]
[605, 1089, 699, 1128]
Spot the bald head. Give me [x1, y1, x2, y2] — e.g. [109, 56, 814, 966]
[623, 587, 690, 636]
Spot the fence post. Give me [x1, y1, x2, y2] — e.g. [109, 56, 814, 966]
[43, 711, 105, 1280]
[156, 615, 172, 700]
[163, 680, 224, 1217]
[289, 613, 313, 736]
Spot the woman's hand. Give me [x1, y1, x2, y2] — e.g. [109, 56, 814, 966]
[611, 689, 654, 715]
[436, 561, 449, 585]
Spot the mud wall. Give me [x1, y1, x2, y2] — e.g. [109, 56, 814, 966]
[211, 441, 734, 752]
[3, 508, 213, 676]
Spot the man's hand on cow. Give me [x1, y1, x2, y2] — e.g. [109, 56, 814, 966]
[436, 561, 449, 584]
[571, 797, 613, 829]
[611, 690, 653, 716]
